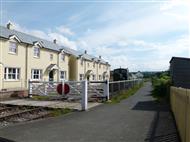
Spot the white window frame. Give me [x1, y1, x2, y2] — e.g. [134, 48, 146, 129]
[60, 71, 66, 80]
[33, 46, 40, 58]
[99, 75, 102, 80]
[9, 41, 17, 54]
[61, 53, 65, 61]
[4, 67, 20, 81]
[92, 74, 96, 80]
[50, 54, 53, 61]
[31, 69, 42, 80]
[80, 58, 84, 66]
[79, 74, 84, 81]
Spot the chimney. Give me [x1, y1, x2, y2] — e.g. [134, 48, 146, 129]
[53, 39, 57, 44]
[99, 55, 101, 59]
[7, 22, 13, 30]
[84, 50, 87, 54]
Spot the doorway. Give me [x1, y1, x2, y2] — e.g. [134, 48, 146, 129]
[49, 70, 54, 82]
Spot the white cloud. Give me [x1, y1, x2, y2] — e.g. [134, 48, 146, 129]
[56, 25, 74, 36]
[11, 21, 77, 50]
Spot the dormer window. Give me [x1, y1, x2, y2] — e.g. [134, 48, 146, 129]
[34, 47, 40, 58]
[9, 41, 17, 54]
[61, 53, 65, 61]
[80, 58, 84, 66]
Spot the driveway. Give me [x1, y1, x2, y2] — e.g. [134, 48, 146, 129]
[0, 82, 180, 142]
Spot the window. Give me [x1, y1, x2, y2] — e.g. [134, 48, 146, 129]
[4, 67, 20, 80]
[80, 58, 84, 66]
[99, 64, 101, 68]
[9, 41, 17, 54]
[93, 62, 95, 68]
[61, 53, 65, 61]
[99, 75, 102, 80]
[60, 71, 66, 80]
[34, 47, 40, 58]
[92, 74, 96, 80]
[87, 63, 90, 67]
[79, 74, 84, 81]
[31, 69, 42, 80]
[50, 54, 53, 61]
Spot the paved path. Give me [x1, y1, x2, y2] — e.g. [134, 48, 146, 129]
[0, 82, 179, 142]
[0, 99, 101, 110]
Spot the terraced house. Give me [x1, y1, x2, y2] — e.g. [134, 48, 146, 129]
[0, 23, 110, 91]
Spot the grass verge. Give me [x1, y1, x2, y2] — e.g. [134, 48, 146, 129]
[107, 82, 144, 104]
[50, 108, 73, 117]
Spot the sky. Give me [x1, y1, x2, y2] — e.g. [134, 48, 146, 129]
[0, 0, 189, 71]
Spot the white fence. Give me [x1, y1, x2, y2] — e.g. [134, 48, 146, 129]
[28, 79, 142, 110]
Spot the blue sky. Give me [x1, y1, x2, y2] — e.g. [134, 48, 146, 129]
[1, 0, 189, 71]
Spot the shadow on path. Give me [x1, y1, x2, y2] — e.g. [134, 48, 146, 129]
[132, 100, 180, 142]
[0, 137, 16, 142]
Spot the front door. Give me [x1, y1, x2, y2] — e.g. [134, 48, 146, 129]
[49, 70, 54, 81]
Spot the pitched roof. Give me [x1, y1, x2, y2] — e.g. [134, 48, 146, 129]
[0, 25, 110, 65]
[170, 57, 190, 63]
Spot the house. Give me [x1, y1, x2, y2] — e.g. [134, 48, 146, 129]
[135, 71, 144, 79]
[170, 57, 190, 89]
[0, 23, 110, 91]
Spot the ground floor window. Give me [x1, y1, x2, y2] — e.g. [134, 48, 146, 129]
[92, 74, 96, 80]
[79, 74, 84, 81]
[4, 67, 20, 80]
[60, 71, 66, 80]
[99, 75, 102, 80]
[31, 69, 42, 80]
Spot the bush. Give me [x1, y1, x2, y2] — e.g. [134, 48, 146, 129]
[151, 73, 171, 101]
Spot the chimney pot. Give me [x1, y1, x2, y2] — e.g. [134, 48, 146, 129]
[7, 22, 13, 30]
[99, 55, 101, 59]
[84, 50, 87, 54]
[53, 39, 57, 44]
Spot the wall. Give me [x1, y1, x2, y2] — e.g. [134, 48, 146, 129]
[170, 86, 190, 142]
[1, 38, 27, 89]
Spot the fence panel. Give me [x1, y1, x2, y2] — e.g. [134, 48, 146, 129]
[170, 87, 190, 142]
[186, 90, 190, 142]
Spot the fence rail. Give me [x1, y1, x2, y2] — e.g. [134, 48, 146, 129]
[170, 86, 190, 142]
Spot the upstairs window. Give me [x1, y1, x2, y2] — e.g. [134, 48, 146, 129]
[9, 41, 17, 54]
[93, 62, 95, 68]
[80, 58, 84, 66]
[4, 67, 20, 80]
[99, 64, 101, 69]
[50, 54, 53, 61]
[34, 47, 40, 58]
[87, 63, 90, 67]
[61, 53, 65, 61]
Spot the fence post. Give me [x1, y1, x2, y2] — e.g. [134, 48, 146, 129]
[104, 80, 110, 100]
[81, 80, 88, 111]
[28, 79, 32, 97]
[62, 80, 65, 96]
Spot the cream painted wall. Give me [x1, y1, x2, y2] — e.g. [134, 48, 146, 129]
[1, 39, 27, 89]
[58, 52, 69, 81]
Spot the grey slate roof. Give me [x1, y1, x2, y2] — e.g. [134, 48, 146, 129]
[0, 25, 109, 65]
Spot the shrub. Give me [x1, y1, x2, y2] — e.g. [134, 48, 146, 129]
[151, 73, 171, 101]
